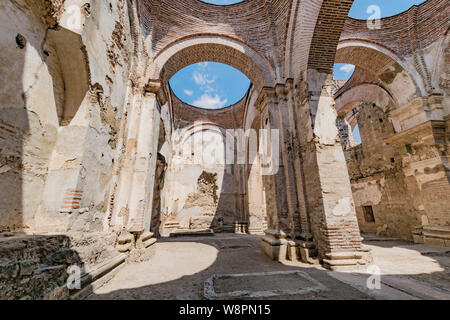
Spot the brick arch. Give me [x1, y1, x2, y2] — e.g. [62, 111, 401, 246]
[171, 87, 246, 129]
[335, 83, 395, 121]
[286, 0, 354, 79]
[335, 40, 426, 96]
[149, 35, 276, 89]
[306, 0, 355, 74]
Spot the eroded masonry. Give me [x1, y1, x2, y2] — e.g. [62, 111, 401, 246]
[0, 0, 449, 299]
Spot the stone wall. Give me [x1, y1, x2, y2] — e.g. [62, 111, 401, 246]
[0, 0, 143, 234]
[334, 0, 450, 245]
[0, 0, 146, 299]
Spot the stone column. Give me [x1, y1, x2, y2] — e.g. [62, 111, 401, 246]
[297, 71, 371, 270]
[257, 88, 291, 261]
[110, 87, 143, 230]
[127, 81, 164, 234]
[285, 79, 317, 262]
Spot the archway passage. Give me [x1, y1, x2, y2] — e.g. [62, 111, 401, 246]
[156, 57, 259, 236]
[333, 0, 450, 244]
[144, 36, 275, 237]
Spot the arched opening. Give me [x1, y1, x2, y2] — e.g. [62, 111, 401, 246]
[334, 63, 355, 81]
[335, 42, 421, 108]
[150, 39, 272, 237]
[333, 63, 359, 146]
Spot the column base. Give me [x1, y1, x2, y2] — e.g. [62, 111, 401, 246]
[322, 247, 372, 271]
[116, 230, 134, 253]
[413, 225, 450, 247]
[234, 221, 248, 234]
[297, 240, 319, 264]
[136, 231, 156, 249]
[261, 229, 288, 262]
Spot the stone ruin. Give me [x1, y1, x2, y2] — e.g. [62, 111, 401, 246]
[0, 0, 448, 299]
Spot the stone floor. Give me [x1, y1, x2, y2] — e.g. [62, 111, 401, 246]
[87, 234, 450, 300]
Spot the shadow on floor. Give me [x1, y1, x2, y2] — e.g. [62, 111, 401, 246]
[87, 234, 450, 300]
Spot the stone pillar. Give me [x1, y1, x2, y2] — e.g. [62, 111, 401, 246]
[297, 71, 371, 270]
[276, 82, 319, 262]
[285, 79, 317, 262]
[257, 87, 291, 261]
[127, 91, 159, 233]
[110, 87, 143, 230]
[127, 80, 166, 234]
[111, 80, 165, 253]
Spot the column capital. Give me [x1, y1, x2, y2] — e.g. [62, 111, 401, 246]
[285, 78, 294, 93]
[255, 87, 277, 113]
[144, 78, 167, 105]
[275, 84, 288, 101]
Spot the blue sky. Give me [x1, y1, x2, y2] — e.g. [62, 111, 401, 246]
[335, 0, 427, 81]
[200, 0, 243, 4]
[169, 62, 250, 109]
[348, 0, 426, 19]
[170, 0, 426, 110]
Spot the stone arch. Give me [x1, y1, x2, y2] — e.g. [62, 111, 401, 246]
[179, 121, 235, 147]
[148, 35, 276, 89]
[306, 0, 355, 74]
[335, 83, 396, 128]
[335, 83, 395, 116]
[335, 40, 426, 98]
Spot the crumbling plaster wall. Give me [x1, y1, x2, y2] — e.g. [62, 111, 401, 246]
[37, 0, 139, 233]
[163, 121, 238, 233]
[0, 0, 143, 233]
[344, 102, 424, 239]
[0, 0, 61, 232]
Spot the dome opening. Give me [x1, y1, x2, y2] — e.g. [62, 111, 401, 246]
[200, 0, 244, 5]
[169, 62, 251, 110]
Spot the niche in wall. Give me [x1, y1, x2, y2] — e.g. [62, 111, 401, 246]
[44, 28, 90, 126]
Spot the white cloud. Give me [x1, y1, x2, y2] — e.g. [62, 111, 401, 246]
[184, 89, 193, 96]
[193, 72, 215, 86]
[192, 94, 228, 109]
[340, 64, 355, 75]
